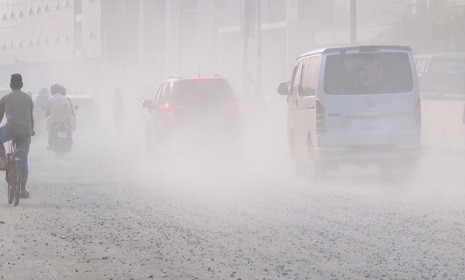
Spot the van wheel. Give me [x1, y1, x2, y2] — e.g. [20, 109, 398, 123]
[289, 133, 308, 177]
[379, 161, 416, 182]
[294, 161, 309, 177]
[396, 160, 417, 182]
[307, 135, 323, 180]
[378, 164, 394, 181]
[289, 132, 297, 158]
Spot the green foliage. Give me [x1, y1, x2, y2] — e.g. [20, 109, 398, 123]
[377, 1, 465, 54]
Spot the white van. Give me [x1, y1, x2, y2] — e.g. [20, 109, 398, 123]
[277, 45, 422, 174]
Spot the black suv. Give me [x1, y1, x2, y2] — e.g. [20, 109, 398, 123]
[143, 76, 242, 153]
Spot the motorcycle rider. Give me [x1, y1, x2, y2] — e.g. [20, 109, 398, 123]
[45, 84, 72, 149]
[59, 87, 76, 132]
[0, 74, 35, 199]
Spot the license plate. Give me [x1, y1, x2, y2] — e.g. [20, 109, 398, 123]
[57, 131, 68, 138]
[351, 117, 390, 131]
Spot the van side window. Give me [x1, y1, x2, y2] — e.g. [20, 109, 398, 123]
[290, 63, 303, 96]
[155, 84, 164, 104]
[300, 56, 320, 97]
[158, 83, 171, 106]
[416, 59, 427, 75]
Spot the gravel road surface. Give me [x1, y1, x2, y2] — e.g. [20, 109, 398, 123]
[1, 116, 465, 280]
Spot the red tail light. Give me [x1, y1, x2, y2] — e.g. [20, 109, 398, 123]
[164, 104, 174, 117]
[194, 78, 208, 83]
[414, 97, 421, 127]
[316, 99, 326, 132]
[232, 102, 240, 111]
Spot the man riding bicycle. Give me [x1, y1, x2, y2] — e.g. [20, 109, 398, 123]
[0, 74, 35, 199]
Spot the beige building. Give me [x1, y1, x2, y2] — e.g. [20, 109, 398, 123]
[1, 0, 462, 93]
[0, 0, 101, 65]
[0, 0, 164, 93]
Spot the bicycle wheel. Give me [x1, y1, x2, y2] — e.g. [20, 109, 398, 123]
[7, 174, 13, 205]
[6, 158, 14, 205]
[11, 161, 21, 207]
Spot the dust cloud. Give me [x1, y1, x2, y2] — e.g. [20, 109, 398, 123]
[1, 1, 465, 279]
[8, 0, 461, 199]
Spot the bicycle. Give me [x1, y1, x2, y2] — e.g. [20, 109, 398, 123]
[5, 140, 22, 206]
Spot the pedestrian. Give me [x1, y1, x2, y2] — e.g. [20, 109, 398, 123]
[112, 88, 124, 133]
[463, 101, 465, 125]
[0, 74, 35, 199]
[34, 87, 50, 126]
[35, 87, 50, 110]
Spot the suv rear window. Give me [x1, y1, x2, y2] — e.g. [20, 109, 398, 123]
[171, 79, 233, 107]
[324, 53, 413, 95]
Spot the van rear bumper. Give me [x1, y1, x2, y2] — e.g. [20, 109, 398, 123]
[312, 145, 422, 164]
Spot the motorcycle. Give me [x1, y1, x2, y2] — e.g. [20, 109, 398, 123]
[50, 122, 73, 157]
[43, 103, 78, 157]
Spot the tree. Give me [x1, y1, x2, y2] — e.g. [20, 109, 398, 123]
[377, 0, 465, 54]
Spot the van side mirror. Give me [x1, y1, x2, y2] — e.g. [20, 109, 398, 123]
[142, 100, 153, 109]
[277, 82, 290, 96]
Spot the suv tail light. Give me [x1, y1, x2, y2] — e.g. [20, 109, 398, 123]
[194, 78, 208, 83]
[414, 97, 421, 127]
[164, 104, 174, 117]
[316, 99, 326, 132]
[231, 102, 240, 111]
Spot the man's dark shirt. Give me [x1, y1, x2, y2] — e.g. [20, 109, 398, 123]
[0, 90, 34, 136]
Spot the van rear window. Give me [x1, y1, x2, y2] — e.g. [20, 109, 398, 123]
[324, 53, 413, 95]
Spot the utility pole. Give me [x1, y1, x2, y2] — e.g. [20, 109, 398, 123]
[138, 0, 145, 67]
[256, 0, 262, 97]
[350, 0, 356, 45]
[241, 0, 249, 98]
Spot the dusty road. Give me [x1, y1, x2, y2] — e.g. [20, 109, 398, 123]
[1, 113, 465, 280]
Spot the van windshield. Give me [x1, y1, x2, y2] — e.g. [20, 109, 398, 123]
[324, 53, 413, 95]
